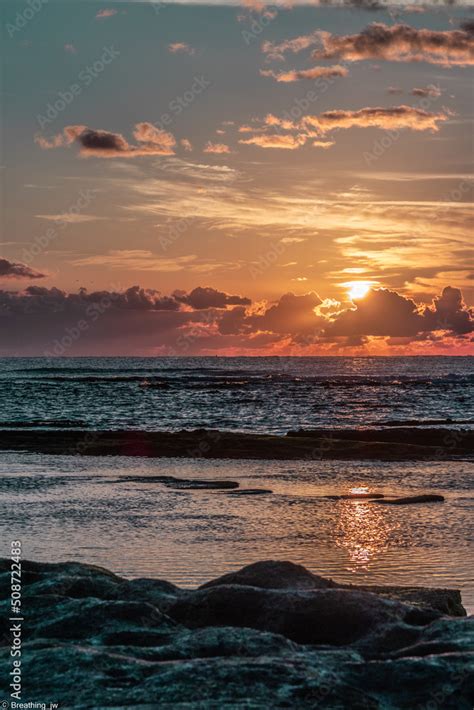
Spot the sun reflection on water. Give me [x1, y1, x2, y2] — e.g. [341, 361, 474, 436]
[335, 499, 393, 572]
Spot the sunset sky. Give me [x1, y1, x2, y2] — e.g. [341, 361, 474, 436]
[1, 0, 473, 355]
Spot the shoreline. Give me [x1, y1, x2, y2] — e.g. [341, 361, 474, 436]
[0, 426, 473, 460]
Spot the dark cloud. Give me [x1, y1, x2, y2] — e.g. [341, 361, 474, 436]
[325, 288, 424, 337]
[423, 286, 473, 334]
[311, 23, 474, 66]
[0, 258, 45, 280]
[218, 292, 323, 336]
[0, 284, 471, 355]
[325, 286, 473, 338]
[176, 287, 251, 310]
[35, 123, 176, 158]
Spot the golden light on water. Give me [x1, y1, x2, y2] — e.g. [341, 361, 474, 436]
[335, 499, 394, 572]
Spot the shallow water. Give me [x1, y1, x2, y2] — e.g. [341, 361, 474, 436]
[1, 452, 473, 612]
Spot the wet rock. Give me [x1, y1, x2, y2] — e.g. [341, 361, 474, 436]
[222, 488, 273, 495]
[373, 494, 445, 505]
[200, 560, 337, 591]
[167, 479, 239, 490]
[119, 475, 239, 489]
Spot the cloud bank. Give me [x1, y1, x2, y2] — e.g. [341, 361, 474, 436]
[0, 284, 471, 355]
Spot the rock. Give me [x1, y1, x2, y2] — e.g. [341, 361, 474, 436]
[118, 475, 239, 490]
[167, 479, 239, 490]
[373, 494, 445, 505]
[199, 561, 466, 616]
[166, 585, 439, 646]
[0, 558, 471, 708]
[222, 488, 273, 495]
[200, 560, 337, 591]
[351, 584, 466, 617]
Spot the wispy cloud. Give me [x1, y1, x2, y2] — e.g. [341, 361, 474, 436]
[168, 42, 195, 55]
[203, 142, 232, 154]
[96, 8, 118, 19]
[260, 64, 348, 83]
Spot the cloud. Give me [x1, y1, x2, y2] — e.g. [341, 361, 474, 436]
[238, 105, 448, 150]
[35, 214, 102, 223]
[70, 250, 240, 275]
[262, 31, 321, 61]
[0, 284, 471, 355]
[35, 123, 177, 158]
[239, 133, 306, 149]
[219, 291, 324, 336]
[423, 286, 473, 334]
[325, 286, 473, 338]
[203, 142, 231, 154]
[96, 9, 118, 19]
[311, 22, 474, 66]
[180, 138, 193, 151]
[306, 105, 447, 132]
[168, 42, 195, 55]
[175, 287, 251, 310]
[325, 288, 424, 337]
[0, 258, 45, 280]
[387, 86, 404, 95]
[260, 64, 348, 83]
[263, 22, 474, 66]
[411, 84, 442, 97]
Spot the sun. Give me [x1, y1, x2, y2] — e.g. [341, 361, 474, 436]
[347, 282, 372, 301]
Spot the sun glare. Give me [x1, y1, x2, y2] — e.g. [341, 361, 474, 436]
[346, 281, 372, 301]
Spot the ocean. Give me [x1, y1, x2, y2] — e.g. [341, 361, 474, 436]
[1, 356, 473, 611]
[0, 356, 472, 432]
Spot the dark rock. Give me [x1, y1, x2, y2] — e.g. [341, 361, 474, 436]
[373, 494, 445, 505]
[166, 585, 436, 646]
[200, 560, 337, 591]
[222, 488, 273, 495]
[0, 558, 472, 708]
[167, 479, 239, 490]
[118, 475, 239, 489]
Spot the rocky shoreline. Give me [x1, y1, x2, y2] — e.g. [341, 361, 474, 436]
[0, 559, 472, 708]
[0, 426, 473, 460]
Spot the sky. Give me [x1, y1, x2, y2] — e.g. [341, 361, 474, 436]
[0, 0, 473, 355]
